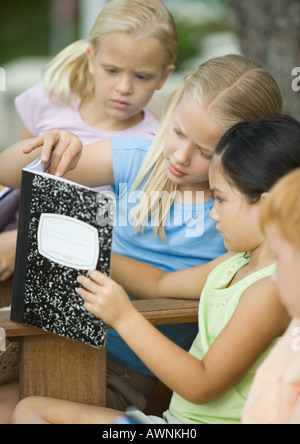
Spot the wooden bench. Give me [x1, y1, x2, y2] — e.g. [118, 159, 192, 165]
[0, 279, 198, 409]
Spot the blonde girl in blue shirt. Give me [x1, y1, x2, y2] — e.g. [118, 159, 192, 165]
[0, 55, 283, 420]
[0, 0, 177, 284]
[10, 115, 300, 424]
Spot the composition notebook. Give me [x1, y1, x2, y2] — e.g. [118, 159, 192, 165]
[11, 158, 115, 348]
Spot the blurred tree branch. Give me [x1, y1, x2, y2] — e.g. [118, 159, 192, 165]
[229, 0, 300, 118]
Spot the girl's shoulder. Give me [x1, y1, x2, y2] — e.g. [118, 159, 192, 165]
[15, 82, 50, 107]
[237, 272, 290, 338]
[110, 137, 153, 191]
[206, 252, 248, 278]
[205, 252, 276, 294]
[110, 136, 153, 153]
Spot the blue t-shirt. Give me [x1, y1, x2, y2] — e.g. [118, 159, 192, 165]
[108, 137, 227, 375]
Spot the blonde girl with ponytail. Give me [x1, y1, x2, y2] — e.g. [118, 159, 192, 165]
[15, 0, 177, 141]
[0, 54, 283, 417]
[0, 0, 177, 287]
[43, 0, 177, 110]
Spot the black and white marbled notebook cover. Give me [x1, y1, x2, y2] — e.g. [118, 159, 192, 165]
[11, 168, 115, 349]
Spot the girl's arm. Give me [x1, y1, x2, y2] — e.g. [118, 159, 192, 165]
[111, 252, 231, 300]
[0, 130, 82, 188]
[0, 127, 33, 281]
[63, 138, 114, 188]
[20, 126, 34, 139]
[77, 271, 290, 404]
[0, 130, 114, 189]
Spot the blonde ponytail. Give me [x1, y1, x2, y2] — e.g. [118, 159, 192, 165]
[43, 40, 92, 105]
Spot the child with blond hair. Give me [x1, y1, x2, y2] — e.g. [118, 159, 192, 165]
[10, 115, 300, 424]
[0, 0, 177, 283]
[242, 167, 300, 424]
[0, 55, 283, 419]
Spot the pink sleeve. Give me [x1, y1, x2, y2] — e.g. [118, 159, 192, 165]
[14, 82, 46, 136]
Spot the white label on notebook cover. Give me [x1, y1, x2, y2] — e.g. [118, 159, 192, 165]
[38, 214, 99, 270]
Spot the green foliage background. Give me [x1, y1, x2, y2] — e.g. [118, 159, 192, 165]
[0, 0, 229, 70]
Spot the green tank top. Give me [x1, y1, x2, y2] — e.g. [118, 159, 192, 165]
[168, 253, 277, 424]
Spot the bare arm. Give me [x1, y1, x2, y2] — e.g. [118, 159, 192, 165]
[0, 139, 42, 188]
[20, 127, 34, 140]
[111, 252, 232, 300]
[0, 130, 114, 189]
[0, 130, 81, 188]
[0, 128, 113, 280]
[63, 138, 114, 188]
[0, 127, 33, 281]
[78, 271, 290, 404]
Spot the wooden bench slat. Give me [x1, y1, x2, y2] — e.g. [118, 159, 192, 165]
[133, 298, 199, 325]
[0, 321, 48, 337]
[1, 299, 199, 338]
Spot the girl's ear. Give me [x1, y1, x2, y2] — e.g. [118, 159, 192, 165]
[156, 65, 175, 90]
[260, 192, 269, 205]
[86, 46, 96, 76]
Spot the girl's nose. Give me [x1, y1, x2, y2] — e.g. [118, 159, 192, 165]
[116, 76, 133, 95]
[173, 144, 192, 166]
[210, 202, 219, 222]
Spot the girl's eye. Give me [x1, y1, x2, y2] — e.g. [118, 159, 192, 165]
[174, 128, 184, 137]
[211, 192, 223, 204]
[198, 147, 212, 160]
[135, 74, 150, 81]
[105, 67, 118, 74]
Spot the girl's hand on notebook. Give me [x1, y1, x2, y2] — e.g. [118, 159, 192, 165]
[22, 130, 83, 178]
[77, 271, 135, 328]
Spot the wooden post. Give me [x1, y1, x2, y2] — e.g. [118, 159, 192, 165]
[20, 334, 107, 406]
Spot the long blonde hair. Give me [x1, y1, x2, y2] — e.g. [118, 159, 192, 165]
[43, 0, 178, 105]
[131, 54, 283, 242]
